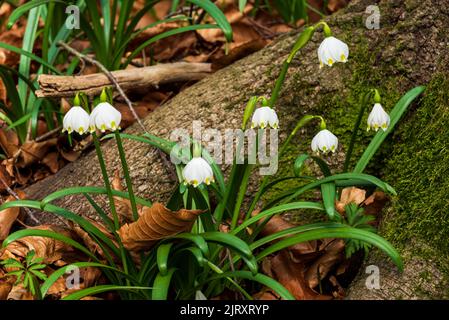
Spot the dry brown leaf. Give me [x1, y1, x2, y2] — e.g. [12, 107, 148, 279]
[0, 128, 20, 158]
[0, 275, 14, 300]
[305, 239, 345, 289]
[268, 251, 325, 300]
[0, 191, 26, 240]
[0, 164, 13, 192]
[41, 151, 59, 174]
[254, 212, 317, 255]
[0, 225, 77, 264]
[7, 284, 34, 300]
[335, 187, 366, 214]
[0, 28, 23, 66]
[16, 138, 58, 168]
[118, 202, 202, 251]
[363, 191, 388, 218]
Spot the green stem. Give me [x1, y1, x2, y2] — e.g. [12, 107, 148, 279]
[268, 26, 315, 108]
[115, 131, 139, 221]
[92, 132, 119, 230]
[230, 164, 253, 230]
[244, 115, 323, 220]
[343, 91, 373, 172]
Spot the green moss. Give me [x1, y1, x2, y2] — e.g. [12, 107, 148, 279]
[382, 74, 449, 257]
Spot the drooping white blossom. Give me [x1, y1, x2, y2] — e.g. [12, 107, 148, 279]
[311, 129, 339, 154]
[367, 103, 390, 131]
[89, 102, 122, 132]
[182, 157, 215, 187]
[251, 106, 279, 129]
[317, 36, 349, 68]
[62, 106, 90, 135]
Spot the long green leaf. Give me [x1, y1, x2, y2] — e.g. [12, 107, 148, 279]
[232, 202, 324, 235]
[0, 42, 62, 75]
[187, 0, 232, 42]
[7, 0, 64, 28]
[62, 285, 150, 300]
[257, 226, 403, 271]
[152, 268, 176, 300]
[207, 271, 294, 300]
[156, 243, 173, 276]
[40, 186, 153, 208]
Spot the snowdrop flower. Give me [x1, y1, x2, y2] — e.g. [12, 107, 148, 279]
[62, 106, 90, 135]
[251, 106, 279, 129]
[311, 129, 338, 154]
[89, 102, 122, 132]
[367, 103, 390, 131]
[317, 36, 349, 68]
[182, 157, 215, 187]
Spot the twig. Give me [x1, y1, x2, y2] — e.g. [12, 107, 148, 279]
[0, 177, 40, 224]
[57, 41, 178, 181]
[35, 126, 62, 142]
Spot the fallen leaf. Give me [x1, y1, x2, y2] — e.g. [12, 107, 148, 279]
[335, 187, 366, 214]
[0, 128, 20, 158]
[7, 284, 34, 300]
[0, 164, 13, 192]
[0, 191, 26, 240]
[0, 225, 77, 264]
[41, 151, 59, 174]
[16, 138, 58, 168]
[305, 239, 345, 289]
[118, 203, 203, 251]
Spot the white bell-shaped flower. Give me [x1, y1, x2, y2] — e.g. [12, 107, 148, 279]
[89, 102, 122, 132]
[367, 103, 390, 131]
[62, 106, 90, 135]
[182, 157, 215, 187]
[317, 36, 349, 68]
[251, 106, 279, 129]
[311, 129, 338, 154]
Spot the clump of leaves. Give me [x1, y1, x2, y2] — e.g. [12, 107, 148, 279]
[1, 250, 47, 299]
[339, 203, 376, 257]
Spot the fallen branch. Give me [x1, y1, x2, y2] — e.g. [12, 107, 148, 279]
[36, 61, 212, 99]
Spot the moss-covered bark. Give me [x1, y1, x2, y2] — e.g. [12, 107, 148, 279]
[25, 0, 449, 299]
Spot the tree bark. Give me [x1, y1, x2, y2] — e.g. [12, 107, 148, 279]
[24, 0, 449, 299]
[36, 62, 212, 98]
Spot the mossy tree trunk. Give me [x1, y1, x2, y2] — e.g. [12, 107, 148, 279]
[25, 0, 449, 299]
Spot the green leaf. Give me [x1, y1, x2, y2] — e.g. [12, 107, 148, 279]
[239, 0, 247, 12]
[256, 226, 403, 271]
[152, 268, 176, 300]
[156, 243, 173, 276]
[187, 0, 232, 42]
[354, 86, 425, 173]
[200, 232, 253, 258]
[40, 186, 152, 208]
[0, 200, 121, 258]
[40, 262, 128, 297]
[294, 154, 331, 177]
[123, 24, 220, 67]
[7, 0, 64, 28]
[0, 42, 62, 75]
[232, 202, 324, 235]
[2, 229, 95, 260]
[207, 271, 294, 300]
[168, 233, 210, 257]
[321, 182, 336, 219]
[62, 285, 151, 300]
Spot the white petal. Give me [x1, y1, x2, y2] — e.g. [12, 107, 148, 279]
[90, 102, 122, 132]
[182, 157, 214, 187]
[63, 106, 90, 134]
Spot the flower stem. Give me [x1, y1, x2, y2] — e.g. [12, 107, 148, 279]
[92, 132, 119, 230]
[115, 131, 139, 221]
[268, 26, 315, 108]
[343, 91, 373, 172]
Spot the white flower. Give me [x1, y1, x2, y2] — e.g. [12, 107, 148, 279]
[317, 36, 349, 68]
[62, 106, 90, 135]
[367, 103, 390, 131]
[311, 129, 338, 154]
[89, 102, 122, 132]
[251, 106, 279, 129]
[182, 157, 214, 187]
